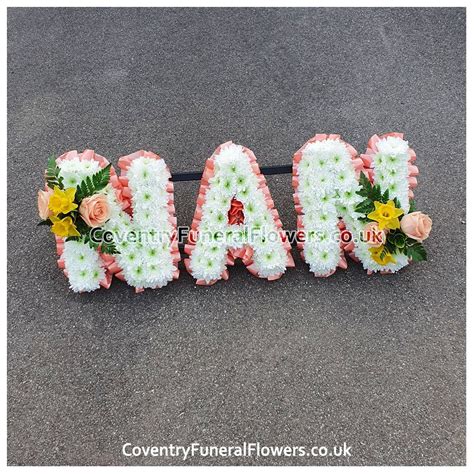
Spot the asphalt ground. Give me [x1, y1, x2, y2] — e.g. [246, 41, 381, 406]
[7, 7, 465, 465]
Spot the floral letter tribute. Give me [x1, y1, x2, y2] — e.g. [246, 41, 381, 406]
[184, 142, 294, 284]
[292, 133, 432, 276]
[38, 135, 432, 292]
[38, 150, 180, 292]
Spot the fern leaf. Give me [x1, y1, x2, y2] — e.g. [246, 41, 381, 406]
[76, 164, 111, 201]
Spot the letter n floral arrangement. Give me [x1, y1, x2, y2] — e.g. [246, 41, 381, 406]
[38, 150, 180, 292]
[292, 133, 432, 276]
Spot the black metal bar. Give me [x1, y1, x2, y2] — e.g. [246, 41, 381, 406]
[170, 171, 204, 182]
[171, 164, 293, 182]
[259, 164, 293, 176]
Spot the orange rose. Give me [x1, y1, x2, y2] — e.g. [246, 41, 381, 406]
[79, 193, 110, 228]
[38, 187, 54, 220]
[363, 222, 386, 247]
[228, 198, 245, 225]
[400, 212, 432, 242]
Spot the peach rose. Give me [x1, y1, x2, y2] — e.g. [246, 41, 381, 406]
[363, 222, 386, 247]
[79, 193, 110, 228]
[38, 187, 54, 220]
[400, 212, 432, 242]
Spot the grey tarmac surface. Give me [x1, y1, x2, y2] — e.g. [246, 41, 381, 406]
[7, 7, 465, 466]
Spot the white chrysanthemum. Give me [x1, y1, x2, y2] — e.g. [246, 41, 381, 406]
[376, 135, 409, 156]
[202, 192, 230, 214]
[373, 136, 410, 212]
[304, 238, 341, 276]
[58, 158, 101, 189]
[126, 157, 168, 187]
[102, 156, 176, 289]
[189, 251, 227, 282]
[62, 240, 105, 292]
[189, 143, 288, 281]
[201, 209, 229, 230]
[252, 244, 287, 278]
[242, 199, 267, 224]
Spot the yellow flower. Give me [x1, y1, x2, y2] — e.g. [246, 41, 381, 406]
[48, 186, 78, 215]
[369, 245, 397, 266]
[50, 216, 81, 238]
[367, 200, 403, 230]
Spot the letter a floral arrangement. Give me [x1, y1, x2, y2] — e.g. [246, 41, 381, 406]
[38, 133, 432, 293]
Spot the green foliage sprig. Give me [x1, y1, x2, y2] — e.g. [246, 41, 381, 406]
[355, 173, 401, 220]
[355, 172, 427, 262]
[75, 164, 111, 201]
[45, 156, 64, 189]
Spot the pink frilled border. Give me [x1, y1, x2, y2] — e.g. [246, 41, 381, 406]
[184, 141, 295, 285]
[292, 134, 365, 278]
[54, 149, 180, 293]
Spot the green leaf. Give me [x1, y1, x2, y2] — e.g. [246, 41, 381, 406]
[65, 236, 81, 242]
[76, 164, 111, 201]
[81, 223, 119, 255]
[388, 230, 407, 249]
[409, 200, 416, 213]
[381, 250, 388, 260]
[356, 174, 386, 203]
[37, 220, 51, 226]
[45, 155, 63, 189]
[100, 241, 118, 255]
[393, 197, 402, 209]
[93, 164, 112, 191]
[370, 184, 382, 202]
[74, 217, 90, 235]
[384, 240, 397, 255]
[356, 172, 372, 197]
[406, 242, 427, 262]
[355, 198, 375, 215]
